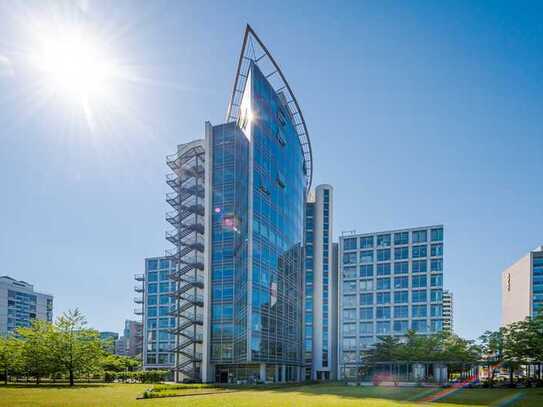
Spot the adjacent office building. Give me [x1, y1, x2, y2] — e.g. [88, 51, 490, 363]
[136, 257, 176, 368]
[115, 319, 144, 358]
[0, 276, 53, 336]
[338, 226, 445, 380]
[442, 289, 454, 333]
[303, 185, 338, 380]
[163, 25, 312, 383]
[502, 246, 543, 326]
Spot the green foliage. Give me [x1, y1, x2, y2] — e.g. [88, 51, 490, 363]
[0, 336, 23, 384]
[52, 309, 105, 385]
[103, 370, 168, 383]
[364, 330, 481, 365]
[101, 354, 140, 372]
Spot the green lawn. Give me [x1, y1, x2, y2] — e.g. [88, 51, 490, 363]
[0, 383, 542, 407]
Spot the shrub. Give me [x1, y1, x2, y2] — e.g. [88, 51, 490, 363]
[104, 370, 169, 383]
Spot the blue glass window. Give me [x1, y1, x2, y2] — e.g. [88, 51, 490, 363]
[394, 247, 408, 260]
[394, 232, 409, 245]
[394, 290, 408, 304]
[394, 276, 408, 289]
[431, 228, 443, 242]
[360, 236, 374, 249]
[360, 264, 374, 278]
[377, 263, 391, 276]
[376, 306, 391, 319]
[344, 238, 357, 251]
[360, 250, 374, 264]
[359, 307, 373, 320]
[377, 278, 391, 290]
[412, 245, 428, 258]
[377, 249, 391, 262]
[412, 305, 427, 318]
[412, 230, 427, 243]
[431, 259, 443, 272]
[412, 290, 427, 303]
[360, 293, 373, 305]
[394, 261, 409, 274]
[431, 244, 443, 257]
[394, 305, 408, 318]
[412, 275, 427, 288]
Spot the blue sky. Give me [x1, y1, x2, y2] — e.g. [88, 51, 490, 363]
[0, 1, 541, 340]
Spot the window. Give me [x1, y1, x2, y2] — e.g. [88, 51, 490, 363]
[412, 245, 428, 258]
[376, 306, 391, 319]
[360, 265, 374, 278]
[343, 295, 356, 307]
[360, 250, 374, 264]
[376, 321, 391, 335]
[412, 230, 428, 243]
[377, 234, 391, 247]
[343, 266, 357, 279]
[147, 319, 157, 329]
[343, 281, 357, 293]
[394, 276, 408, 289]
[359, 307, 373, 320]
[431, 319, 443, 332]
[412, 275, 427, 288]
[343, 323, 357, 336]
[360, 293, 373, 305]
[359, 322, 373, 335]
[148, 283, 158, 294]
[412, 260, 427, 273]
[343, 252, 357, 264]
[395, 247, 408, 260]
[376, 292, 391, 304]
[343, 309, 356, 321]
[431, 274, 443, 287]
[431, 304, 443, 317]
[344, 238, 357, 251]
[343, 338, 357, 350]
[431, 289, 443, 302]
[147, 259, 158, 270]
[359, 279, 374, 292]
[377, 249, 391, 262]
[412, 290, 427, 303]
[394, 291, 408, 304]
[394, 305, 408, 318]
[394, 320, 409, 333]
[412, 305, 427, 318]
[431, 228, 443, 242]
[377, 278, 391, 290]
[377, 263, 391, 276]
[394, 261, 409, 274]
[147, 295, 157, 305]
[412, 320, 428, 332]
[431, 244, 443, 257]
[360, 236, 374, 249]
[148, 272, 158, 282]
[394, 232, 409, 245]
[360, 336, 374, 349]
[431, 259, 443, 272]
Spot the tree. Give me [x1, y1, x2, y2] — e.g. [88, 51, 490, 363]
[53, 309, 104, 386]
[101, 354, 140, 372]
[0, 336, 22, 384]
[17, 320, 57, 384]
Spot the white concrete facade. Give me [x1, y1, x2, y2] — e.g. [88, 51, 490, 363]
[502, 246, 543, 326]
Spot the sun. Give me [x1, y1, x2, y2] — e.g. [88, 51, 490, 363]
[32, 26, 117, 104]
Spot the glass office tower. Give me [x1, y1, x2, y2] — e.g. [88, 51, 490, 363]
[202, 26, 312, 383]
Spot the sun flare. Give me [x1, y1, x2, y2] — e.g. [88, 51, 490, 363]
[32, 26, 117, 104]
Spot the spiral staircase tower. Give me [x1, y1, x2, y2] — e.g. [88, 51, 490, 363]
[165, 140, 205, 382]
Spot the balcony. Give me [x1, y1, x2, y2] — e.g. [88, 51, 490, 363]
[134, 297, 143, 304]
[134, 308, 143, 316]
[134, 274, 144, 281]
[134, 285, 144, 293]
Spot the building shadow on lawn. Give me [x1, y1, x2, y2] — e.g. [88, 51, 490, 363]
[1, 383, 109, 389]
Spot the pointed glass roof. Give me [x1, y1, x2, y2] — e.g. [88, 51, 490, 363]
[226, 25, 313, 191]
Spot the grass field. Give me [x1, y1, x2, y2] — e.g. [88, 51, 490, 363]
[0, 383, 542, 407]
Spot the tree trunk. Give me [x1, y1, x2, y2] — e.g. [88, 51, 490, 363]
[509, 367, 513, 385]
[69, 369, 74, 386]
[4, 367, 7, 385]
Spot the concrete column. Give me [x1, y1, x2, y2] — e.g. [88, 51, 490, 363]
[281, 365, 287, 382]
[259, 363, 266, 382]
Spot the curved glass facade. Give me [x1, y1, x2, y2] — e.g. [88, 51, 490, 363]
[208, 62, 305, 382]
